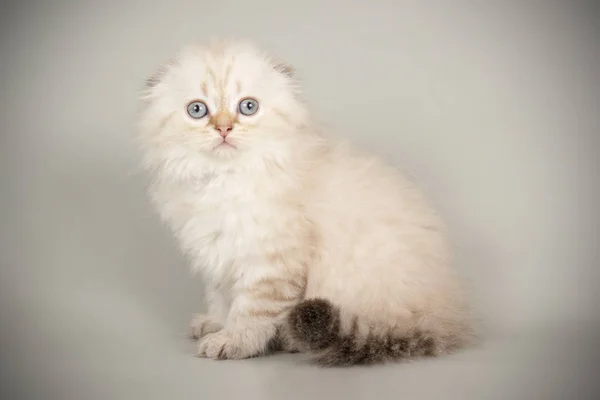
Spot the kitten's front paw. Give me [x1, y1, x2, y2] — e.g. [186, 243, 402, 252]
[196, 331, 256, 360]
[189, 314, 223, 339]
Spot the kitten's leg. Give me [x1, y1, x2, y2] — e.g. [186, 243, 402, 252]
[197, 274, 305, 360]
[189, 286, 227, 339]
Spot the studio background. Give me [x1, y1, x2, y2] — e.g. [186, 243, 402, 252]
[1, 1, 598, 399]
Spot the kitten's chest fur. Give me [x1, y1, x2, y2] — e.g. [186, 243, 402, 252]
[153, 170, 279, 281]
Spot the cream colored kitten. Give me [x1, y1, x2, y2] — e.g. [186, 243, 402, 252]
[137, 39, 473, 366]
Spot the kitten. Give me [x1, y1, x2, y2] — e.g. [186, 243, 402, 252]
[136, 39, 473, 366]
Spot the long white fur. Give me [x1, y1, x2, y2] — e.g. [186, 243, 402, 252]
[137, 39, 472, 361]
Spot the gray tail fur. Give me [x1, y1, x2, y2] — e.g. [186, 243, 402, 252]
[287, 298, 441, 367]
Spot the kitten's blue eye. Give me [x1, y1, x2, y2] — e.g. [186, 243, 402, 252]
[187, 101, 208, 119]
[238, 98, 259, 116]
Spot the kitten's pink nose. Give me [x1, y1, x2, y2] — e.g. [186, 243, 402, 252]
[211, 110, 235, 138]
[215, 124, 232, 138]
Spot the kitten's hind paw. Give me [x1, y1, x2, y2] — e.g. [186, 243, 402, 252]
[189, 314, 223, 339]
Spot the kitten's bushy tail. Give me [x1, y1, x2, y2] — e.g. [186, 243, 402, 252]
[287, 298, 452, 367]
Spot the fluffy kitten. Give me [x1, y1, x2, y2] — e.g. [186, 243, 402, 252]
[137, 39, 473, 366]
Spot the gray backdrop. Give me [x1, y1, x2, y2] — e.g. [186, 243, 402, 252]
[1, 1, 598, 399]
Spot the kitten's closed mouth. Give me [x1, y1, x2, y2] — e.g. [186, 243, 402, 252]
[214, 140, 237, 150]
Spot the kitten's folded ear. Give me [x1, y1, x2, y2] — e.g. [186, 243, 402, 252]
[140, 58, 179, 103]
[272, 58, 296, 78]
[276, 63, 295, 78]
[145, 67, 166, 89]
[144, 58, 178, 89]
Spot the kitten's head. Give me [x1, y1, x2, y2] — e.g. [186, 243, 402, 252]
[138, 39, 311, 176]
